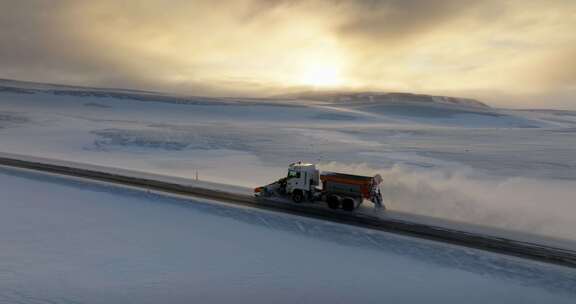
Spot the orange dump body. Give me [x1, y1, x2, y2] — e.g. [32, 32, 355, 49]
[320, 173, 377, 199]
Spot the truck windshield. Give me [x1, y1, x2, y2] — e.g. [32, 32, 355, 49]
[287, 170, 300, 178]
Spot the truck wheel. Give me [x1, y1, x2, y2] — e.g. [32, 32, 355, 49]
[342, 198, 355, 211]
[326, 195, 340, 209]
[292, 190, 304, 203]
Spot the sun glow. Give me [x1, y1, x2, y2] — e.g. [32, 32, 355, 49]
[300, 65, 343, 87]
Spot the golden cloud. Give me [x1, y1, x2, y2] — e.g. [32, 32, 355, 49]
[0, 0, 574, 107]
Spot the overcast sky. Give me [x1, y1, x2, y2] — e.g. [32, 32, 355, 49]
[0, 0, 575, 108]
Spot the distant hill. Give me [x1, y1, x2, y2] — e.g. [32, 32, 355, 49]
[1, 78, 491, 112]
[1, 79, 489, 109]
[1, 78, 571, 128]
[278, 91, 490, 109]
[0, 78, 283, 106]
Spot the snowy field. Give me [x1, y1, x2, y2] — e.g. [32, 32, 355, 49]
[1, 81, 575, 243]
[1, 167, 576, 303]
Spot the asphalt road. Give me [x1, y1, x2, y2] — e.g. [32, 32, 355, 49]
[0, 153, 575, 268]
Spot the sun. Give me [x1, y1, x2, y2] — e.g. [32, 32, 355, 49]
[300, 65, 343, 87]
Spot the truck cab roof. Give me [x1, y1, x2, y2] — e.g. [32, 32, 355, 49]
[289, 162, 315, 168]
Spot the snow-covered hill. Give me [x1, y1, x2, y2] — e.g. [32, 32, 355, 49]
[0, 78, 277, 106]
[278, 90, 549, 126]
[3, 78, 571, 128]
[280, 90, 490, 109]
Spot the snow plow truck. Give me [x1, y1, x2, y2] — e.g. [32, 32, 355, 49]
[254, 162, 384, 210]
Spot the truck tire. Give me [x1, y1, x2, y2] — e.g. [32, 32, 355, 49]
[342, 198, 355, 211]
[292, 190, 304, 203]
[326, 195, 340, 209]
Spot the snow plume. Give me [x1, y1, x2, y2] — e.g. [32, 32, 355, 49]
[318, 162, 576, 241]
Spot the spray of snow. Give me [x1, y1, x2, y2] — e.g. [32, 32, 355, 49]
[319, 161, 576, 240]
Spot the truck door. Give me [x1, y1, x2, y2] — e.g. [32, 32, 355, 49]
[286, 169, 301, 192]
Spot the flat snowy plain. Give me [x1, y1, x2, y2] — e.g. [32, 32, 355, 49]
[1, 167, 575, 303]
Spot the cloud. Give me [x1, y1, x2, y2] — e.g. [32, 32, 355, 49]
[328, 0, 576, 107]
[0, 0, 574, 107]
[336, 0, 480, 43]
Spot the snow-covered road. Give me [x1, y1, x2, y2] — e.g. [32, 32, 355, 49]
[1, 167, 575, 303]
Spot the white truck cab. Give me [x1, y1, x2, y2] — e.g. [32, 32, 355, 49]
[285, 162, 319, 196]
